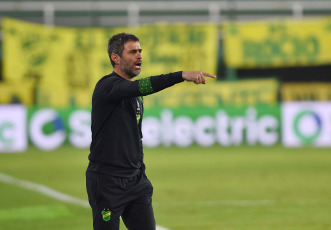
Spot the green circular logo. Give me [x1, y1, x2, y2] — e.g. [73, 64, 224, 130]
[293, 111, 322, 144]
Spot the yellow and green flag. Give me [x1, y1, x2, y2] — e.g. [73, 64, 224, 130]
[223, 16, 331, 68]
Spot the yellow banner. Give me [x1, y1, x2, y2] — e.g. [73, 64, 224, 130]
[143, 78, 279, 108]
[28, 78, 279, 108]
[2, 18, 218, 93]
[0, 82, 34, 105]
[36, 86, 92, 108]
[223, 17, 331, 68]
[282, 83, 331, 101]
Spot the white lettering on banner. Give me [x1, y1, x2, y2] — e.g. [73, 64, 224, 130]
[246, 108, 258, 145]
[282, 102, 331, 147]
[142, 109, 279, 147]
[69, 110, 91, 148]
[216, 111, 230, 146]
[0, 105, 27, 153]
[30, 109, 66, 151]
[259, 116, 279, 146]
[174, 117, 194, 147]
[230, 117, 245, 146]
[161, 110, 173, 147]
[143, 117, 161, 147]
[195, 116, 215, 147]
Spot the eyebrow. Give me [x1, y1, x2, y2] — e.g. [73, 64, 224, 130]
[129, 49, 142, 52]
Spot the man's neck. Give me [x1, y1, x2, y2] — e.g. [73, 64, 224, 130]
[113, 68, 132, 81]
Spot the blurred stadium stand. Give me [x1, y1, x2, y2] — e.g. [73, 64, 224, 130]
[0, 0, 331, 89]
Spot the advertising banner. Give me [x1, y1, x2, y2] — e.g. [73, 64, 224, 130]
[27, 106, 281, 150]
[0, 82, 34, 105]
[0, 105, 281, 152]
[281, 82, 331, 101]
[143, 106, 280, 147]
[27, 107, 91, 151]
[143, 78, 279, 109]
[3, 103, 331, 151]
[223, 16, 331, 68]
[35, 86, 92, 108]
[2, 18, 218, 92]
[26, 106, 280, 150]
[0, 105, 27, 153]
[33, 78, 278, 108]
[282, 102, 331, 147]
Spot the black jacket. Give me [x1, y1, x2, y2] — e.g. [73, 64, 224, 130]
[87, 71, 183, 177]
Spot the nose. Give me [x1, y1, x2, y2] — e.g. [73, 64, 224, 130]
[137, 52, 142, 59]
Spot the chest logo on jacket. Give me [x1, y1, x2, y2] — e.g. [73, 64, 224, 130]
[136, 99, 141, 124]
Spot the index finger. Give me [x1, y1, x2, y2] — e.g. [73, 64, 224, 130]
[202, 72, 216, 78]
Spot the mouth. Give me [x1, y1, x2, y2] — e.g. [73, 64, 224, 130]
[134, 62, 142, 69]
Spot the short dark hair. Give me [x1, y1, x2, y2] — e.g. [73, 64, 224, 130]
[107, 33, 140, 67]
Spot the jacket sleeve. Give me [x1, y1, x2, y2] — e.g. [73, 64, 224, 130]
[100, 71, 184, 101]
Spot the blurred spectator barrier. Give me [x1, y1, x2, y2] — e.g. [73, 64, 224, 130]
[282, 82, 331, 101]
[0, 78, 279, 108]
[223, 16, 331, 68]
[29, 78, 278, 108]
[143, 78, 279, 108]
[0, 82, 34, 105]
[35, 86, 92, 108]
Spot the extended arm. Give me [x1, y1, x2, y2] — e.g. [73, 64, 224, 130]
[101, 71, 216, 101]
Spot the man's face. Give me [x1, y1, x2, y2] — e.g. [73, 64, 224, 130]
[119, 41, 142, 78]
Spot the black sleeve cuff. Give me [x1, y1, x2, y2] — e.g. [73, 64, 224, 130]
[172, 71, 184, 83]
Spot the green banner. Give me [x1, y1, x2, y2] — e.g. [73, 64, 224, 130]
[25, 105, 281, 150]
[143, 105, 280, 147]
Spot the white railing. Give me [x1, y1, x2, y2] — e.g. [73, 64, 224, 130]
[0, 1, 331, 26]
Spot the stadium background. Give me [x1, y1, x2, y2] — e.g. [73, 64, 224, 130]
[0, 0, 330, 230]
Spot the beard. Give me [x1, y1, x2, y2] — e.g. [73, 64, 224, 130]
[119, 59, 141, 79]
[123, 67, 139, 79]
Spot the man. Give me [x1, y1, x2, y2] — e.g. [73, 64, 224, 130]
[86, 33, 216, 230]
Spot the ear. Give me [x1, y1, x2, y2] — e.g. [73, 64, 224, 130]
[111, 53, 120, 65]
